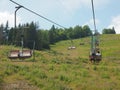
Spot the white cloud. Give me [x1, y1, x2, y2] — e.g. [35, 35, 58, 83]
[84, 19, 100, 30]
[0, 12, 21, 27]
[108, 15, 120, 34]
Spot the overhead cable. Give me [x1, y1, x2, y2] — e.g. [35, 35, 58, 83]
[10, 0, 66, 29]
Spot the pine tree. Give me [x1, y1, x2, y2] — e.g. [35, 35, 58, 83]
[49, 25, 56, 44]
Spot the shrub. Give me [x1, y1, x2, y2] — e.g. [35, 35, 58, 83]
[59, 75, 71, 83]
[93, 66, 97, 70]
[101, 73, 110, 79]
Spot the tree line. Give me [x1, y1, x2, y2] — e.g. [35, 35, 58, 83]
[102, 27, 116, 34]
[0, 21, 116, 50]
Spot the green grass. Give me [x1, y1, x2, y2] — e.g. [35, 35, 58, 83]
[1, 34, 120, 90]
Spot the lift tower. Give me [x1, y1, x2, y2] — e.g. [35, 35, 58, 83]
[89, 0, 102, 62]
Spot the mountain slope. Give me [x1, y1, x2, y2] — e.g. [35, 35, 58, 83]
[0, 34, 120, 90]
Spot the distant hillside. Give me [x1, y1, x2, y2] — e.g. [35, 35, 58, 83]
[0, 34, 120, 90]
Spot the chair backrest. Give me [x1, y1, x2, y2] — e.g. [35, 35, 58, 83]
[8, 50, 19, 59]
[19, 50, 32, 58]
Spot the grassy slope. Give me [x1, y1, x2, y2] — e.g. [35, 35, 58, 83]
[0, 34, 120, 90]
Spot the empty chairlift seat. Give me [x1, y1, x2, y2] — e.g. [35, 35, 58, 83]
[68, 46, 76, 50]
[8, 50, 20, 59]
[19, 50, 32, 58]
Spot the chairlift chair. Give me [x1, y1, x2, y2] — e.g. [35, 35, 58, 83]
[89, 48, 102, 62]
[18, 49, 32, 59]
[68, 39, 76, 50]
[8, 50, 19, 59]
[8, 41, 35, 60]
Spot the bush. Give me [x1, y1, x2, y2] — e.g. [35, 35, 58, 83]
[59, 75, 71, 83]
[101, 73, 110, 79]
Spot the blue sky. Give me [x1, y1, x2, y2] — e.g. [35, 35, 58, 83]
[0, 0, 120, 33]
